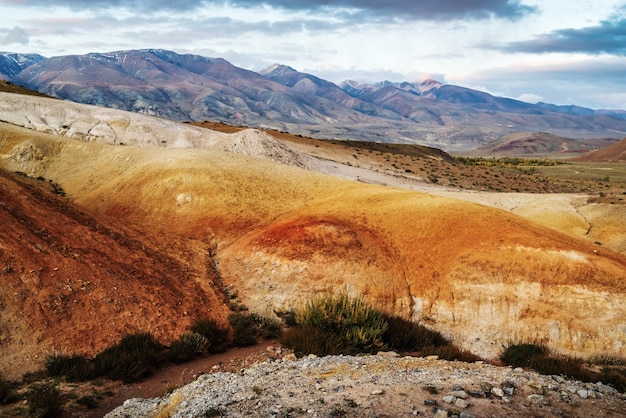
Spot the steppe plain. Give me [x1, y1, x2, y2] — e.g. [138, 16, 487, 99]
[0, 88, 625, 416]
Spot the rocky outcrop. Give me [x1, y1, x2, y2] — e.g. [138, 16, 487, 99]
[106, 352, 626, 417]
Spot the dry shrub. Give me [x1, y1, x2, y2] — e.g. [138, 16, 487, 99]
[93, 333, 165, 383]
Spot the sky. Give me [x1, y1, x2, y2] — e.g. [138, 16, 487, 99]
[1, 0, 625, 110]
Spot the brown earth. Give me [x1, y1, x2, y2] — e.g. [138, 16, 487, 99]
[0, 167, 229, 380]
[574, 137, 626, 162]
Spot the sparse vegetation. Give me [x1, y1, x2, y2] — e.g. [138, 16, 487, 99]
[45, 353, 93, 382]
[26, 381, 66, 418]
[189, 318, 230, 353]
[228, 312, 282, 347]
[281, 294, 479, 361]
[168, 331, 210, 364]
[0, 375, 19, 405]
[501, 343, 626, 392]
[93, 333, 165, 383]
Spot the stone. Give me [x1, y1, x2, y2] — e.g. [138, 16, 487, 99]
[451, 390, 469, 399]
[377, 351, 400, 357]
[577, 389, 589, 399]
[527, 394, 546, 404]
[502, 386, 515, 396]
[454, 398, 469, 409]
[552, 375, 565, 384]
[443, 395, 456, 404]
[424, 399, 438, 406]
[371, 389, 384, 395]
[480, 382, 494, 392]
[491, 387, 504, 398]
[459, 412, 476, 418]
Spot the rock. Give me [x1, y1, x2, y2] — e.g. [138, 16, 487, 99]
[552, 375, 565, 384]
[433, 407, 449, 417]
[491, 387, 504, 398]
[450, 384, 465, 392]
[282, 354, 297, 362]
[450, 390, 469, 399]
[454, 398, 469, 409]
[377, 351, 400, 357]
[577, 389, 589, 399]
[443, 395, 456, 404]
[502, 386, 515, 396]
[371, 389, 384, 395]
[425, 355, 439, 361]
[527, 394, 546, 404]
[424, 399, 438, 406]
[460, 412, 476, 418]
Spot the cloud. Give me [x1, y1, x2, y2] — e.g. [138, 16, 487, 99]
[452, 57, 626, 108]
[5, 0, 536, 20]
[490, 11, 626, 55]
[0, 26, 29, 45]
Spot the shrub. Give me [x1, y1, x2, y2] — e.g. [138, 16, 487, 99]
[382, 315, 447, 352]
[529, 355, 592, 381]
[500, 343, 548, 367]
[296, 294, 388, 353]
[228, 313, 261, 347]
[280, 325, 356, 356]
[168, 331, 209, 364]
[45, 353, 93, 382]
[27, 382, 65, 417]
[190, 319, 230, 353]
[419, 345, 482, 363]
[93, 333, 164, 383]
[228, 312, 283, 347]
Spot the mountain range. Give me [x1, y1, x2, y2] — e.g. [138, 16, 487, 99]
[2, 49, 626, 150]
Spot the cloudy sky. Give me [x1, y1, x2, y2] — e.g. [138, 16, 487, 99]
[1, 0, 625, 109]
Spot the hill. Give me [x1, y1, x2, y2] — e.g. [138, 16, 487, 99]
[0, 164, 228, 380]
[5, 49, 626, 150]
[0, 91, 625, 380]
[470, 132, 617, 157]
[573, 137, 626, 162]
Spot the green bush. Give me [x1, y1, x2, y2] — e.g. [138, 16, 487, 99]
[45, 353, 93, 382]
[500, 343, 548, 367]
[190, 319, 230, 353]
[529, 354, 592, 381]
[168, 331, 209, 364]
[27, 382, 65, 417]
[295, 294, 387, 353]
[93, 333, 165, 383]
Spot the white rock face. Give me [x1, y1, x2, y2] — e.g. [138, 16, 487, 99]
[0, 92, 305, 167]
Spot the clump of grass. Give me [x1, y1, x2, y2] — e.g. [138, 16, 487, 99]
[281, 294, 481, 361]
[500, 343, 548, 367]
[27, 381, 65, 417]
[228, 312, 282, 347]
[93, 333, 164, 383]
[168, 331, 209, 364]
[295, 294, 388, 353]
[189, 318, 230, 353]
[280, 325, 355, 356]
[382, 315, 446, 352]
[598, 368, 626, 393]
[45, 353, 93, 382]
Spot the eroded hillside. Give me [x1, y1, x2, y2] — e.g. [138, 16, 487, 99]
[1, 102, 625, 373]
[0, 166, 228, 380]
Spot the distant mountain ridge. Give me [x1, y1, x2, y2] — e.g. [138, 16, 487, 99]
[3, 49, 626, 150]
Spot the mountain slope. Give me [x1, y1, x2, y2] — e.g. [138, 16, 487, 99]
[7, 49, 626, 150]
[0, 163, 228, 380]
[472, 132, 619, 156]
[0, 52, 45, 79]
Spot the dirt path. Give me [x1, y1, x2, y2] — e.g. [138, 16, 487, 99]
[70, 340, 283, 418]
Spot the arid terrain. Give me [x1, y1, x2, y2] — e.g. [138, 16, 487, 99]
[1, 90, 625, 415]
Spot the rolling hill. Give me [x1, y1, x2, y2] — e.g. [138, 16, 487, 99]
[1, 90, 625, 382]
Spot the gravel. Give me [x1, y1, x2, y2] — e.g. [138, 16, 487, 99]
[106, 351, 626, 417]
